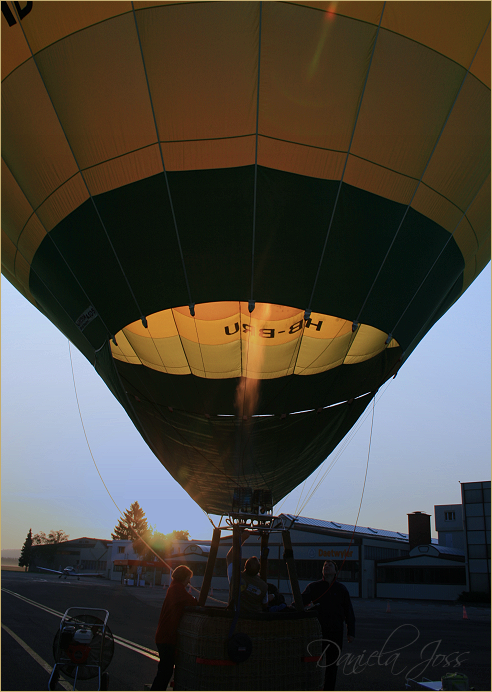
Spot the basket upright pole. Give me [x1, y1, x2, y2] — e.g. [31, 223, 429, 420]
[228, 524, 242, 608]
[198, 527, 221, 606]
[259, 531, 269, 582]
[282, 530, 304, 611]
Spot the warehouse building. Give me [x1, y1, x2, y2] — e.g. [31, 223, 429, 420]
[30, 537, 111, 575]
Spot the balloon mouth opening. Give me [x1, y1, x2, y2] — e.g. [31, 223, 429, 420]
[110, 301, 399, 380]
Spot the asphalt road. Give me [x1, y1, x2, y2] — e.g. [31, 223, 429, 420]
[1, 571, 490, 691]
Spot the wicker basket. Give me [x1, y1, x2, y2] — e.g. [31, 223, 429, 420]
[174, 607, 324, 690]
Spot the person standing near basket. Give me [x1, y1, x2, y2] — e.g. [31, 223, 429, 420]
[301, 560, 355, 690]
[226, 530, 271, 612]
[151, 565, 197, 690]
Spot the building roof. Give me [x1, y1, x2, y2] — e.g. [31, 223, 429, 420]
[32, 537, 112, 549]
[278, 514, 438, 544]
[410, 544, 465, 557]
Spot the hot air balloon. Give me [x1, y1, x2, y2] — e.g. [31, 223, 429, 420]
[2, 2, 490, 685]
[2, 1, 489, 518]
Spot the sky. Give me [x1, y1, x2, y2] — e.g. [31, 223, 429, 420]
[1, 267, 490, 551]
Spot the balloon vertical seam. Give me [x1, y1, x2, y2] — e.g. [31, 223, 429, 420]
[2, 157, 117, 345]
[10, 2, 149, 335]
[355, 17, 491, 325]
[130, 1, 194, 310]
[307, 2, 387, 315]
[390, 172, 489, 339]
[250, 1, 263, 305]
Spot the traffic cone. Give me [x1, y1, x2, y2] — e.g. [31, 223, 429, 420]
[386, 600, 391, 613]
[462, 605, 469, 620]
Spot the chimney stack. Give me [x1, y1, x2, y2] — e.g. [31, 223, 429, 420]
[407, 511, 431, 551]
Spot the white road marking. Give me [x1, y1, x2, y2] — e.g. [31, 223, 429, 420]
[1, 587, 159, 660]
[1, 623, 73, 691]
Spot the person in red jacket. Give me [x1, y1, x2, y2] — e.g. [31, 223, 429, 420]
[151, 565, 197, 690]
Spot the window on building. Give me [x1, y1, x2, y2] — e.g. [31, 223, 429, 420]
[118, 546, 125, 553]
[81, 560, 107, 571]
[365, 546, 403, 560]
[444, 511, 456, 521]
[377, 566, 466, 585]
[267, 559, 359, 582]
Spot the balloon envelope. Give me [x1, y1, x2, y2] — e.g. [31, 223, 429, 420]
[2, 1, 490, 514]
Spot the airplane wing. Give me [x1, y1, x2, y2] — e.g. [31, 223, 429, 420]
[71, 572, 105, 577]
[37, 567, 63, 575]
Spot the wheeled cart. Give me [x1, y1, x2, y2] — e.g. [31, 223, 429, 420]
[48, 607, 114, 690]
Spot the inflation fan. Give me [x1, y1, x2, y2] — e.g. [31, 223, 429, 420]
[49, 608, 114, 691]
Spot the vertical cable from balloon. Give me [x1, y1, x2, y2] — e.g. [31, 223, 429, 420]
[306, 2, 387, 315]
[70, 343, 220, 576]
[355, 18, 491, 327]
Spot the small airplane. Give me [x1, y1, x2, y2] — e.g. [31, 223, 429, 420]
[37, 566, 104, 580]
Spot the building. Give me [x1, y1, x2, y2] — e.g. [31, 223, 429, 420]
[461, 480, 491, 595]
[106, 516, 412, 599]
[30, 537, 111, 576]
[268, 514, 412, 599]
[105, 511, 466, 602]
[38, 480, 488, 603]
[376, 543, 466, 601]
[109, 538, 212, 585]
[435, 504, 464, 550]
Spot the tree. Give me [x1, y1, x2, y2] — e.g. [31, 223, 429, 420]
[133, 528, 190, 562]
[111, 501, 148, 540]
[32, 529, 69, 544]
[31, 529, 69, 566]
[19, 529, 33, 571]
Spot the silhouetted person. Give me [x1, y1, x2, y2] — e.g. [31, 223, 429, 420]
[301, 560, 355, 690]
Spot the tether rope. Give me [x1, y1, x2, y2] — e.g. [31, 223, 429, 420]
[68, 340, 227, 604]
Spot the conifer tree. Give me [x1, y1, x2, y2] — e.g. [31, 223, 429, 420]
[111, 501, 148, 540]
[19, 528, 33, 572]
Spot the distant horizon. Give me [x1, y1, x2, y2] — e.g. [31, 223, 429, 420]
[4, 493, 489, 553]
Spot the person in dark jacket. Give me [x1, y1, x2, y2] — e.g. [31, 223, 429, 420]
[151, 565, 197, 690]
[301, 560, 355, 690]
[226, 530, 270, 612]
